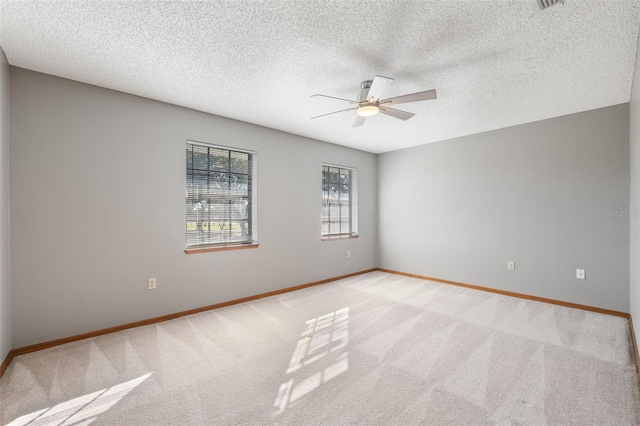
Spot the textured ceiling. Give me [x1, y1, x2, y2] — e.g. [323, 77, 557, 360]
[1, 1, 639, 153]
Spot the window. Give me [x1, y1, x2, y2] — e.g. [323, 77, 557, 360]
[322, 164, 358, 239]
[186, 142, 256, 252]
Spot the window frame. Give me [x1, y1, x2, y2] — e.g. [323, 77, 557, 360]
[185, 140, 258, 254]
[321, 163, 358, 240]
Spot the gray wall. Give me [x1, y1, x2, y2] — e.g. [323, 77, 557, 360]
[630, 43, 640, 341]
[0, 49, 10, 362]
[378, 104, 630, 312]
[9, 67, 377, 348]
[6, 64, 634, 350]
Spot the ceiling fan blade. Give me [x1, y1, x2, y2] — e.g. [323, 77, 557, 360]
[366, 75, 394, 102]
[311, 94, 358, 104]
[311, 107, 356, 120]
[352, 116, 366, 127]
[379, 89, 437, 105]
[378, 106, 415, 121]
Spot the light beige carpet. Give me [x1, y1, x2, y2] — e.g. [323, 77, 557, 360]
[1, 271, 639, 425]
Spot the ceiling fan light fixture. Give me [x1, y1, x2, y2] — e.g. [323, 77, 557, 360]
[357, 104, 379, 117]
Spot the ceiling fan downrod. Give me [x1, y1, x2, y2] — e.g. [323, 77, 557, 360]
[358, 80, 373, 103]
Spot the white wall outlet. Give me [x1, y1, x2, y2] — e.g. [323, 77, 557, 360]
[347, 250, 351, 258]
[576, 269, 586, 280]
[507, 261, 515, 271]
[148, 278, 157, 290]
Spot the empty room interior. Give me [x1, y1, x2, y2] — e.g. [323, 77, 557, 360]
[3, 0, 640, 424]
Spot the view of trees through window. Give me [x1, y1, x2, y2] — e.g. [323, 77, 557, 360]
[186, 143, 253, 248]
[322, 165, 355, 237]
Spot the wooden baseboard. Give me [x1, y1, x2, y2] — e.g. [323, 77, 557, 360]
[0, 349, 14, 378]
[2, 267, 637, 379]
[629, 314, 640, 375]
[4, 268, 377, 367]
[376, 268, 640, 373]
[376, 268, 630, 319]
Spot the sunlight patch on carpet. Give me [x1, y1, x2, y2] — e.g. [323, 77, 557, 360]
[274, 308, 350, 414]
[7, 372, 151, 426]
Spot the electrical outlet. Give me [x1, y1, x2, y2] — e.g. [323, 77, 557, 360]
[576, 269, 585, 280]
[507, 261, 515, 271]
[347, 250, 351, 258]
[148, 278, 157, 290]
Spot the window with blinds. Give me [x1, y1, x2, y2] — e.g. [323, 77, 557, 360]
[186, 142, 255, 249]
[322, 164, 358, 238]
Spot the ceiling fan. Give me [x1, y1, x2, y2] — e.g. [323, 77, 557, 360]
[311, 75, 437, 127]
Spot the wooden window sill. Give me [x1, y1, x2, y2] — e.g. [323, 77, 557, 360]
[321, 235, 359, 241]
[185, 243, 259, 254]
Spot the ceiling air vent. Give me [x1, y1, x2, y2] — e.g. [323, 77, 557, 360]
[536, 0, 564, 10]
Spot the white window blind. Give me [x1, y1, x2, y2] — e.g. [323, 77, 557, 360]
[186, 142, 255, 248]
[322, 164, 357, 238]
